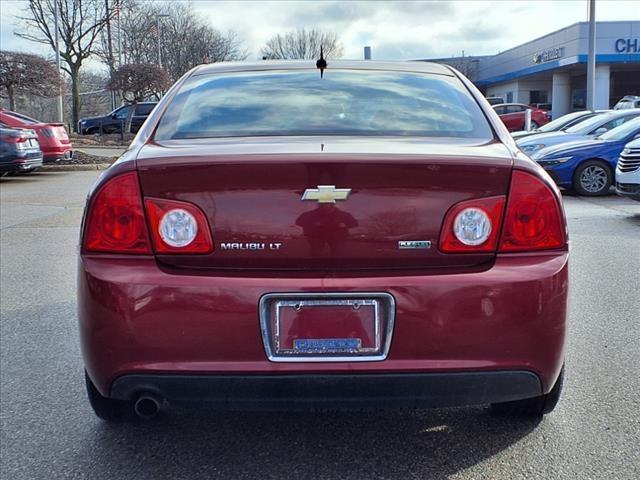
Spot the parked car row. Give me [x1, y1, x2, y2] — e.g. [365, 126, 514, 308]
[510, 108, 640, 198]
[0, 109, 72, 163]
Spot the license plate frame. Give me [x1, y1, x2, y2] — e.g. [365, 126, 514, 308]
[259, 292, 395, 362]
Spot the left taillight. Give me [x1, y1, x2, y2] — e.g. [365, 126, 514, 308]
[0, 134, 28, 144]
[439, 196, 505, 253]
[83, 171, 152, 254]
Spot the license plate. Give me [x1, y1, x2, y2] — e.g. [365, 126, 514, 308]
[259, 293, 395, 362]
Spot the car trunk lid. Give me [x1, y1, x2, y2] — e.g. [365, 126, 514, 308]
[136, 137, 513, 271]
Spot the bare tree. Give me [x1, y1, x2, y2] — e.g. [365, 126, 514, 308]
[261, 29, 343, 60]
[17, 0, 109, 130]
[116, 1, 245, 81]
[107, 63, 170, 131]
[0, 51, 64, 110]
[78, 70, 112, 118]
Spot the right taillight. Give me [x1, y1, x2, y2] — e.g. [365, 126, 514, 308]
[83, 171, 152, 254]
[499, 170, 566, 252]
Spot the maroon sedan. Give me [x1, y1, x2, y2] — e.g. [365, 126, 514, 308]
[492, 103, 550, 132]
[79, 61, 568, 421]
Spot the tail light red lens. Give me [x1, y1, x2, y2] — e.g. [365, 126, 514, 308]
[439, 196, 505, 253]
[0, 134, 28, 143]
[144, 198, 213, 254]
[83, 172, 152, 254]
[499, 170, 566, 252]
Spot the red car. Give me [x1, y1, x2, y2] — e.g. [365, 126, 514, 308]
[0, 109, 72, 163]
[79, 61, 568, 421]
[492, 103, 550, 131]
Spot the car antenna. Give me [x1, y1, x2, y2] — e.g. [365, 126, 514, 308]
[316, 46, 327, 78]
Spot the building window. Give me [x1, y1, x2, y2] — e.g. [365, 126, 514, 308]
[530, 90, 548, 104]
[572, 89, 586, 109]
[506, 92, 513, 103]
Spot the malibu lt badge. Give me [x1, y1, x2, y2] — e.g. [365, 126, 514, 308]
[220, 242, 283, 251]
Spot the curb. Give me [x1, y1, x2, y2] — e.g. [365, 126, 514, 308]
[41, 164, 112, 172]
[75, 146, 128, 149]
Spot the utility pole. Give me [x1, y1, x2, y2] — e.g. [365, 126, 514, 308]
[157, 15, 162, 68]
[54, 0, 63, 123]
[105, 0, 116, 109]
[116, 0, 122, 67]
[586, 0, 596, 110]
[155, 14, 170, 69]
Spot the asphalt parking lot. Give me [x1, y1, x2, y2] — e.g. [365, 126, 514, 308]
[1, 170, 639, 480]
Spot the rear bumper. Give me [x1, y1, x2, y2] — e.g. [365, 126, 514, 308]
[42, 147, 72, 163]
[0, 155, 43, 172]
[79, 252, 569, 402]
[110, 371, 542, 410]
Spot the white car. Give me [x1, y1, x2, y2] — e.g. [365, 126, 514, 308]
[614, 96, 640, 110]
[615, 138, 640, 201]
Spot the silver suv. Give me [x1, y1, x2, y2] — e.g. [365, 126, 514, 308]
[614, 96, 640, 110]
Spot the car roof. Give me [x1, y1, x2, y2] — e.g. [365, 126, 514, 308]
[192, 60, 454, 77]
[492, 103, 529, 108]
[602, 109, 640, 117]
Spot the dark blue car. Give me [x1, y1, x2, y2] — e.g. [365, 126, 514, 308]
[530, 118, 640, 196]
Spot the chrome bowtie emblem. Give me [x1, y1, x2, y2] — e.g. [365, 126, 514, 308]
[301, 185, 352, 203]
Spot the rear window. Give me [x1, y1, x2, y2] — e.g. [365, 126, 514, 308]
[155, 70, 494, 140]
[135, 103, 156, 116]
[506, 105, 525, 114]
[566, 112, 640, 134]
[5, 112, 38, 124]
[537, 111, 594, 132]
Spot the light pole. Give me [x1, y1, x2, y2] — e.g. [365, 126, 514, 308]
[586, 0, 596, 110]
[156, 14, 170, 69]
[54, 0, 63, 123]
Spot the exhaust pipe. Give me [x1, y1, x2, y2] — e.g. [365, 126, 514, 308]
[134, 394, 162, 419]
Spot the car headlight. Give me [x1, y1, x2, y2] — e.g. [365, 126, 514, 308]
[537, 156, 573, 166]
[522, 143, 546, 154]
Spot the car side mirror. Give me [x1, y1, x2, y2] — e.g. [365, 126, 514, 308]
[594, 127, 607, 135]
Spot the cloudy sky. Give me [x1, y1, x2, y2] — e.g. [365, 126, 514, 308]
[1, 0, 638, 66]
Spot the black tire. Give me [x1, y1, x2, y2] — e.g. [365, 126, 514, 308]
[85, 371, 133, 421]
[573, 160, 612, 196]
[85, 127, 99, 135]
[491, 366, 564, 419]
[530, 121, 540, 130]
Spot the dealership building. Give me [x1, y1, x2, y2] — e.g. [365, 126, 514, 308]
[425, 21, 640, 118]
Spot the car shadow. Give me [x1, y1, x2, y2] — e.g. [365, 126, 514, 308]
[0, 171, 71, 182]
[79, 406, 539, 479]
[623, 214, 640, 227]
